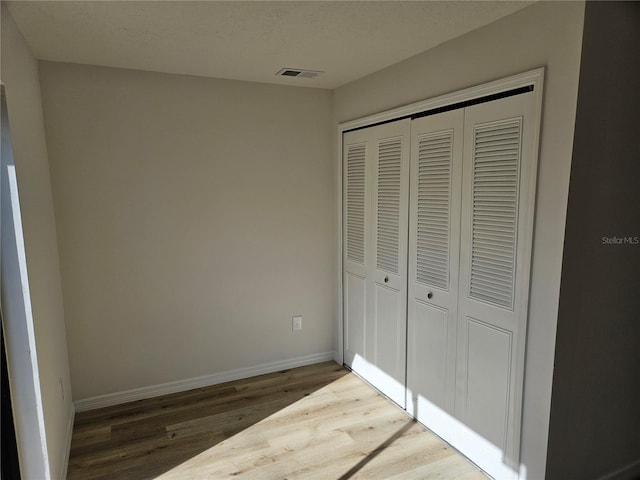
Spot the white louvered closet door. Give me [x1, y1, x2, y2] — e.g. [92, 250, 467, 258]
[343, 119, 410, 408]
[343, 128, 370, 374]
[454, 92, 536, 478]
[343, 80, 541, 480]
[406, 110, 463, 435]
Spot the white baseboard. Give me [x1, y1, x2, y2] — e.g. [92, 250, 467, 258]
[599, 458, 640, 480]
[74, 351, 335, 412]
[59, 401, 75, 480]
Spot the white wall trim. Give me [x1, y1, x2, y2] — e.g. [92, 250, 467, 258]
[338, 68, 545, 132]
[74, 351, 335, 412]
[334, 122, 345, 366]
[59, 402, 75, 480]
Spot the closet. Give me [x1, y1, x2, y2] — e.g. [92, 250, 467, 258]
[342, 73, 541, 480]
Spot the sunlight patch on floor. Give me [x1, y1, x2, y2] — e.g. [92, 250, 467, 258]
[154, 374, 486, 479]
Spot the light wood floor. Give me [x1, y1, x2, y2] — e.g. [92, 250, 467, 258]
[68, 361, 488, 479]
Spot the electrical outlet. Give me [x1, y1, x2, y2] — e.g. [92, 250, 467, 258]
[292, 315, 303, 331]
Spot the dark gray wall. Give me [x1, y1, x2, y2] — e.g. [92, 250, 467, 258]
[546, 2, 640, 479]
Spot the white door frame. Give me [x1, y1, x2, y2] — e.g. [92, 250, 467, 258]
[1, 86, 52, 480]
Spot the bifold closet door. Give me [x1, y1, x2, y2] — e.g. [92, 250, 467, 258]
[343, 119, 410, 408]
[454, 91, 537, 474]
[406, 91, 538, 478]
[406, 110, 463, 433]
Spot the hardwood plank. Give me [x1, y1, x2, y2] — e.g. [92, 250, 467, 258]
[70, 425, 111, 451]
[75, 362, 344, 425]
[68, 361, 487, 480]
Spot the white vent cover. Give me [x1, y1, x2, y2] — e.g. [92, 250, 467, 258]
[276, 68, 324, 79]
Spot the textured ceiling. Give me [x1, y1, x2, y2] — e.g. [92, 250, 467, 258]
[7, 1, 533, 89]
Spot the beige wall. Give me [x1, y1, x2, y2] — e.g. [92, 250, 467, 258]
[333, 3, 584, 479]
[39, 62, 335, 401]
[1, 4, 73, 479]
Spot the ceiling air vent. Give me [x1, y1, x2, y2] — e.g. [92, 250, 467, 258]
[276, 68, 323, 79]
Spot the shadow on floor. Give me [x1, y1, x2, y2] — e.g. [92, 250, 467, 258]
[67, 362, 348, 480]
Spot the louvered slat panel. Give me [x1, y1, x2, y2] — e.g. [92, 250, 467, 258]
[376, 138, 402, 274]
[346, 144, 366, 264]
[416, 131, 453, 289]
[469, 119, 521, 309]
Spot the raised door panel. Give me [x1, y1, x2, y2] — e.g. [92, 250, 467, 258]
[410, 301, 448, 408]
[344, 272, 366, 366]
[464, 318, 512, 448]
[371, 283, 405, 406]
